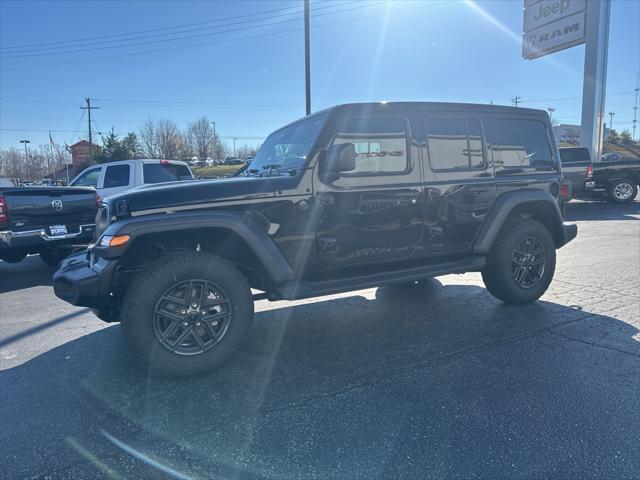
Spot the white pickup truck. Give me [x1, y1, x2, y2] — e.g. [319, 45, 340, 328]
[70, 159, 195, 199]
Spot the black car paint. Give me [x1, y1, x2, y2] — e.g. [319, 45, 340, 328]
[53, 102, 575, 315]
[0, 186, 97, 256]
[559, 147, 592, 195]
[592, 159, 640, 189]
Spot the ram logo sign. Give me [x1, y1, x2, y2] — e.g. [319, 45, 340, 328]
[522, 0, 587, 60]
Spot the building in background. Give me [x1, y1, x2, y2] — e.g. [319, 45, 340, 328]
[70, 140, 100, 172]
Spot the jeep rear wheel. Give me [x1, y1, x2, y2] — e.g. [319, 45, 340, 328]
[120, 251, 253, 377]
[482, 219, 556, 304]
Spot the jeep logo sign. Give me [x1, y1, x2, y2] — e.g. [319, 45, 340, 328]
[51, 199, 63, 212]
[522, 0, 586, 60]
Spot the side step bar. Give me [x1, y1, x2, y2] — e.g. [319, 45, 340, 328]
[274, 256, 486, 301]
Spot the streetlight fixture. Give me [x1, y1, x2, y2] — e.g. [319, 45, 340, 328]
[19, 139, 30, 160]
[608, 112, 615, 133]
[547, 107, 555, 122]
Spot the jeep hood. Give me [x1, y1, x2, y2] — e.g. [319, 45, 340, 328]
[106, 176, 300, 214]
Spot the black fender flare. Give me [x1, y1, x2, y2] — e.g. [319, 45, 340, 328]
[472, 189, 576, 254]
[97, 210, 294, 284]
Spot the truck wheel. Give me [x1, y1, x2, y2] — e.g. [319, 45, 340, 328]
[120, 251, 253, 377]
[0, 250, 27, 263]
[39, 247, 71, 268]
[608, 179, 637, 203]
[481, 219, 556, 305]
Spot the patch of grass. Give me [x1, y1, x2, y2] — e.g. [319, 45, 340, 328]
[193, 165, 242, 178]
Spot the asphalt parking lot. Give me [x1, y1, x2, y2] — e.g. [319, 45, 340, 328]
[1, 199, 639, 480]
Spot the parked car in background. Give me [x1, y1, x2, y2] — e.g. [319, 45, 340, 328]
[223, 157, 243, 165]
[601, 152, 621, 162]
[70, 159, 194, 199]
[559, 147, 593, 198]
[590, 158, 640, 203]
[245, 156, 254, 164]
[0, 185, 97, 266]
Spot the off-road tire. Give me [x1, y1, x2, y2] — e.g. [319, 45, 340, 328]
[607, 179, 637, 204]
[482, 219, 556, 304]
[120, 251, 254, 377]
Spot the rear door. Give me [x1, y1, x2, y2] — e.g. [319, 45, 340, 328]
[315, 114, 424, 267]
[421, 114, 496, 254]
[488, 116, 557, 200]
[100, 163, 133, 198]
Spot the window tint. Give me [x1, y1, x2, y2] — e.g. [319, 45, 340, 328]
[103, 164, 130, 188]
[427, 117, 486, 170]
[143, 163, 193, 184]
[332, 117, 408, 174]
[71, 167, 101, 187]
[493, 119, 552, 168]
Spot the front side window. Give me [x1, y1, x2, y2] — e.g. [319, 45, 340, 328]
[493, 119, 552, 168]
[103, 164, 130, 188]
[332, 117, 408, 174]
[71, 167, 101, 187]
[243, 112, 328, 176]
[427, 117, 486, 170]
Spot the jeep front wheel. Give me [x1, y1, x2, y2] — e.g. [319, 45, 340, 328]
[481, 219, 556, 304]
[120, 251, 254, 377]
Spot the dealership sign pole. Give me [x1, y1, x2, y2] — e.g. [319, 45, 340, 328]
[523, 0, 610, 161]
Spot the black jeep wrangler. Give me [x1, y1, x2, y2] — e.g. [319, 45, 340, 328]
[53, 102, 577, 376]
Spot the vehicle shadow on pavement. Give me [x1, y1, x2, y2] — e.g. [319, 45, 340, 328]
[0, 256, 54, 294]
[565, 198, 639, 221]
[1, 280, 639, 479]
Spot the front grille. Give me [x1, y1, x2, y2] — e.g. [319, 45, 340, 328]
[94, 204, 111, 239]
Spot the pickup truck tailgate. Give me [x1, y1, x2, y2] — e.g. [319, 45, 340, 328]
[1, 187, 97, 232]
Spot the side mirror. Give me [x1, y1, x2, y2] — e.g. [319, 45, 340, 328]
[321, 143, 356, 178]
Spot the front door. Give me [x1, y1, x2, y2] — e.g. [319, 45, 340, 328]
[315, 115, 424, 267]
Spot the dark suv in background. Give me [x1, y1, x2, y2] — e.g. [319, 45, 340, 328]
[54, 102, 576, 376]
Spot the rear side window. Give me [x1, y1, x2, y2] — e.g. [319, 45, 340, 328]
[493, 119, 553, 168]
[427, 118, 486, 170]
[103, 164, 130, 188]
[332, 117, 408, 174]
[71, 167, 101, 187]
[143, 163, 193, 184]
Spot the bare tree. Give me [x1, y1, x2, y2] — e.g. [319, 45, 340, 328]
[139, 118, 162, 158]
[156, 119, 182, 160]
[0, 148, 23, 178]
[186, 116, 216, 160]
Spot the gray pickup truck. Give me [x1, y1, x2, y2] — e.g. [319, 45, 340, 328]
[0, 186, 98, 266]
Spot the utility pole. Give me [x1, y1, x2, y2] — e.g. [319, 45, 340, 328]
[512, 96, 521, 107]
[547, 107, 555, 122]
[608, 112, 615, 133]
[233, 137, 237, 157]
[633, 72, 639, 141]
[304, 0, 311, 115]
[80, 98, 99, 161]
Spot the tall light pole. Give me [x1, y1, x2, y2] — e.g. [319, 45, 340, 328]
[304, 0, 311, 115]
[19, 139, 30, 160]
[608, 112, 615, 133]
[547, 107, 555, 122]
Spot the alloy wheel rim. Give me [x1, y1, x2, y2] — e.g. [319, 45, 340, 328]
[153, 279, 232, 356]
[511, 237, 546, 289]
[613, 183, 633, 200]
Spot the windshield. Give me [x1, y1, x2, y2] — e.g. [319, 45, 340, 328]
[242, 112, 328, 177]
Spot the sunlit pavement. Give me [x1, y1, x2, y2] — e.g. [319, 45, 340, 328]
[1, 199, 639, 480]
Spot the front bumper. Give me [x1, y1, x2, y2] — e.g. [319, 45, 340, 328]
[559, 222, 578, 248]
[0, 224, 95, 250]
[52, 250, 118, 308]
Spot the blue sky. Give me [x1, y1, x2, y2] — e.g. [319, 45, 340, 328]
[1, 0, 638, 150]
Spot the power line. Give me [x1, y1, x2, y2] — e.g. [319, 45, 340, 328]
[0, 3, 412, 72]
[0, 2, 335, 51]
[0, 2, 376, 59]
